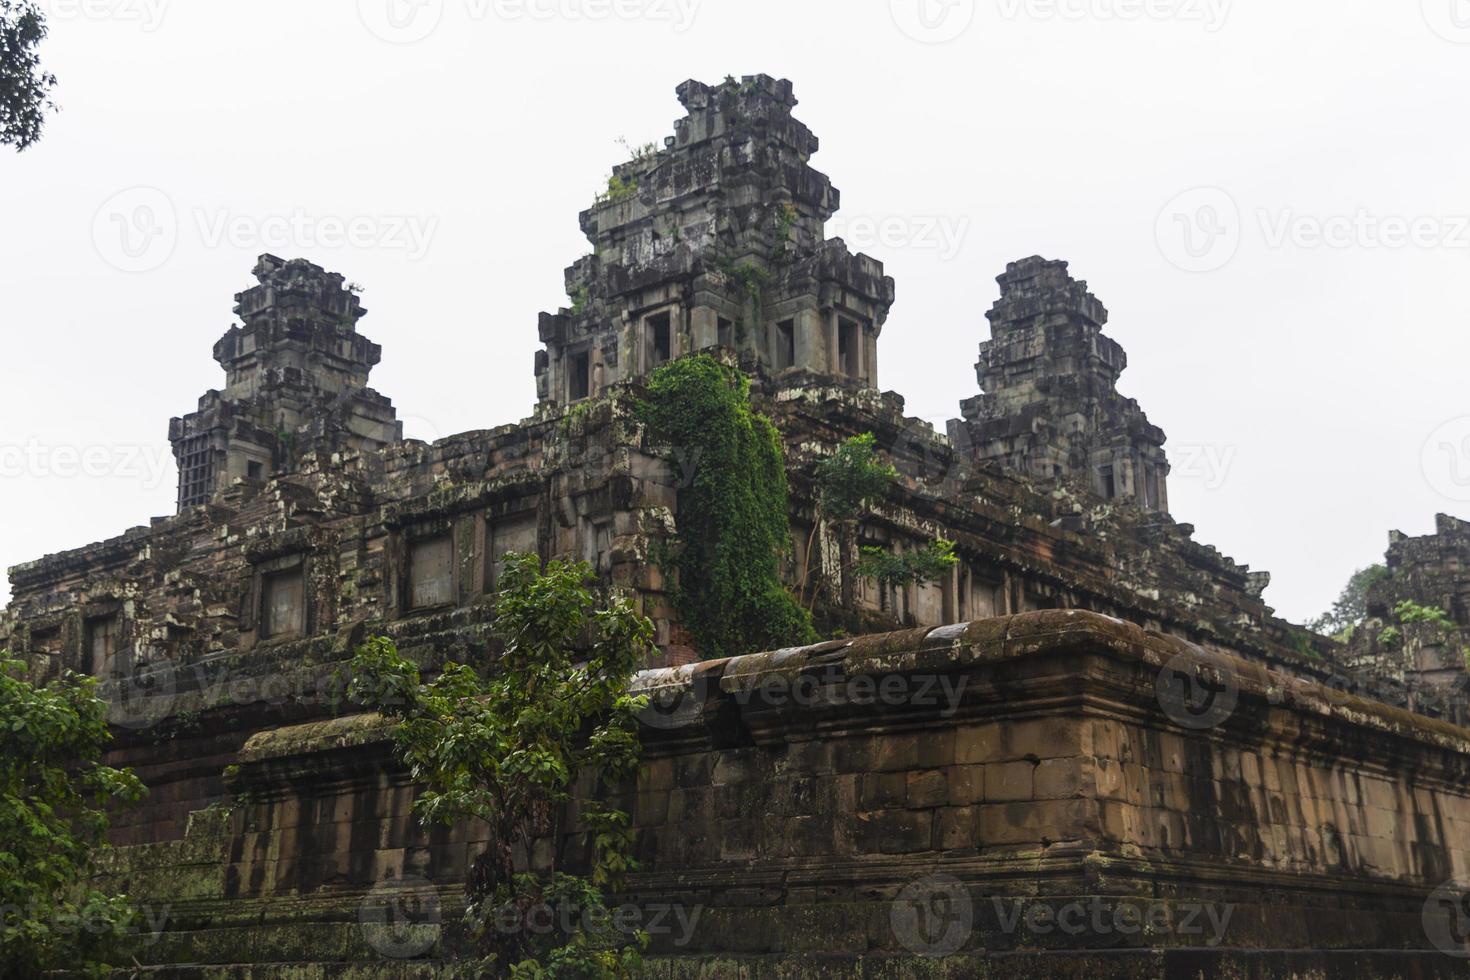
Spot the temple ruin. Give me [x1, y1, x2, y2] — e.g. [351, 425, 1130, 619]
[5, 75, 1470, 976]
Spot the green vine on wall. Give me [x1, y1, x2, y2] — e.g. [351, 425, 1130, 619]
[638, 355, 814, 659]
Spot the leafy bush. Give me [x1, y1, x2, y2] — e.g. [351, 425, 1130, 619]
[348, 554, 651, 977]
[0, 655, 145, 976]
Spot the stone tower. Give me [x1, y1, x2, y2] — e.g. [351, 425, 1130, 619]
[168, 254, 402, 510]
[535, 75, 895, 408]
[954, 256, 1169, 512]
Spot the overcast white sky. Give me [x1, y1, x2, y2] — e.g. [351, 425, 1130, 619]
[3, 0, 1470, 624]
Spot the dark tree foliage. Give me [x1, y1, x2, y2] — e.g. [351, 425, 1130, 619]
[348, 555, 650, 977]
[1, 1, 57, 151]
[1310, 564, 1391, 637]
[0, 656, 146, 976]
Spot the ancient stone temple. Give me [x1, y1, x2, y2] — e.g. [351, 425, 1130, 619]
[1341, 513, 1470, 724]
[6, 76, 1470, 976]
[956, 257, 1170, 512]
[168, 254, 403, 510]
[536, 75, 892, 408]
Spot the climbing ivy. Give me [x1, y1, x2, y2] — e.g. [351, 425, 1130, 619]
[800, 432, 958, 612]
[638, 355, 814, 659]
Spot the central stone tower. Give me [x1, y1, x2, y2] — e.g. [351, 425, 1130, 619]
[168, 255, 402, 510]
[955, 257, 1170, 512]
[535, 75, 895, 407]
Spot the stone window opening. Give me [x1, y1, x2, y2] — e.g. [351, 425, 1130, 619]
[646, 312, 673, 368]
[247, 460, 265, 481]
[407, 534, 455, 611]
[1099, 464, 1116, 500]
[261, 567, 306, 639]
[775, 320, 795, 370]
[568, 350, 592, 402]
[717, 317, 734, 348]
[85, 614, 123, 678]
[177, 433, 214, 509]
[837, 317, 861, 379]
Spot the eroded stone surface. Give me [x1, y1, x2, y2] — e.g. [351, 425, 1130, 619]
[3, 75, 1467, 976]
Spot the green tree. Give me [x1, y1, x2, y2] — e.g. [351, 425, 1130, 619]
[347, 554, 651, 978]
[638, 354, 814, 659]
[0, 655, 146, 976]
[1310, 564, 1391, 637]
[1, 1, 57, 151]
[801, 433, 958, 612]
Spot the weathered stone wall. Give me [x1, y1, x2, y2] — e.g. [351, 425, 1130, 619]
[97, 612, 1470, 976]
